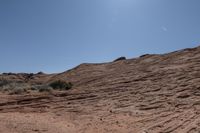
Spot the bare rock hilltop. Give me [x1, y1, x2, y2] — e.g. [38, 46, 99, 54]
[0, 46, 200, 133]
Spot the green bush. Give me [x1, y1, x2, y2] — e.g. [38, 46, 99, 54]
[31, 85, 52, 92]
[0, 82, 30, 95]
[49, 80, 73, 90]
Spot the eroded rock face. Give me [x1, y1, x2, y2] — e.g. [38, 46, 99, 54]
[0, 46, 200, 133]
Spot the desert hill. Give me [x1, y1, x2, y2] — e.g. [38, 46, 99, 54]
[0, 46, 200, 133]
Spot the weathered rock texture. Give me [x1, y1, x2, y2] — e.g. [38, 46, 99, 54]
[0, 46, 200, 133]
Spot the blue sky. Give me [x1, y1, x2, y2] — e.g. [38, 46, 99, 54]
[0, 0, 199, 73]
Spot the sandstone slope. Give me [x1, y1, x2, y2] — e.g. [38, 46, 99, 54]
[0, 46, 200, 133]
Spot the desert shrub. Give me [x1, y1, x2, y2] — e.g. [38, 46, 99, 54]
[31, 84, 52, 92]
[36, 71, 45, 75]
[0, 82, 30, 94]
[113, 57, 126, 62]
[0, 79, 73, 94]
[0, 79, 11, 87]
[140, 54, 150, 58]
[9, 88, 27, 95]
[49, 80, 73, 90]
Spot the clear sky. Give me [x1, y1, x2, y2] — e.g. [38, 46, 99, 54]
[0, 0, 199, 73]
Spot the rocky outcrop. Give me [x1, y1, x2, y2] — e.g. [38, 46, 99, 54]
[0, 46, 200, 133]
